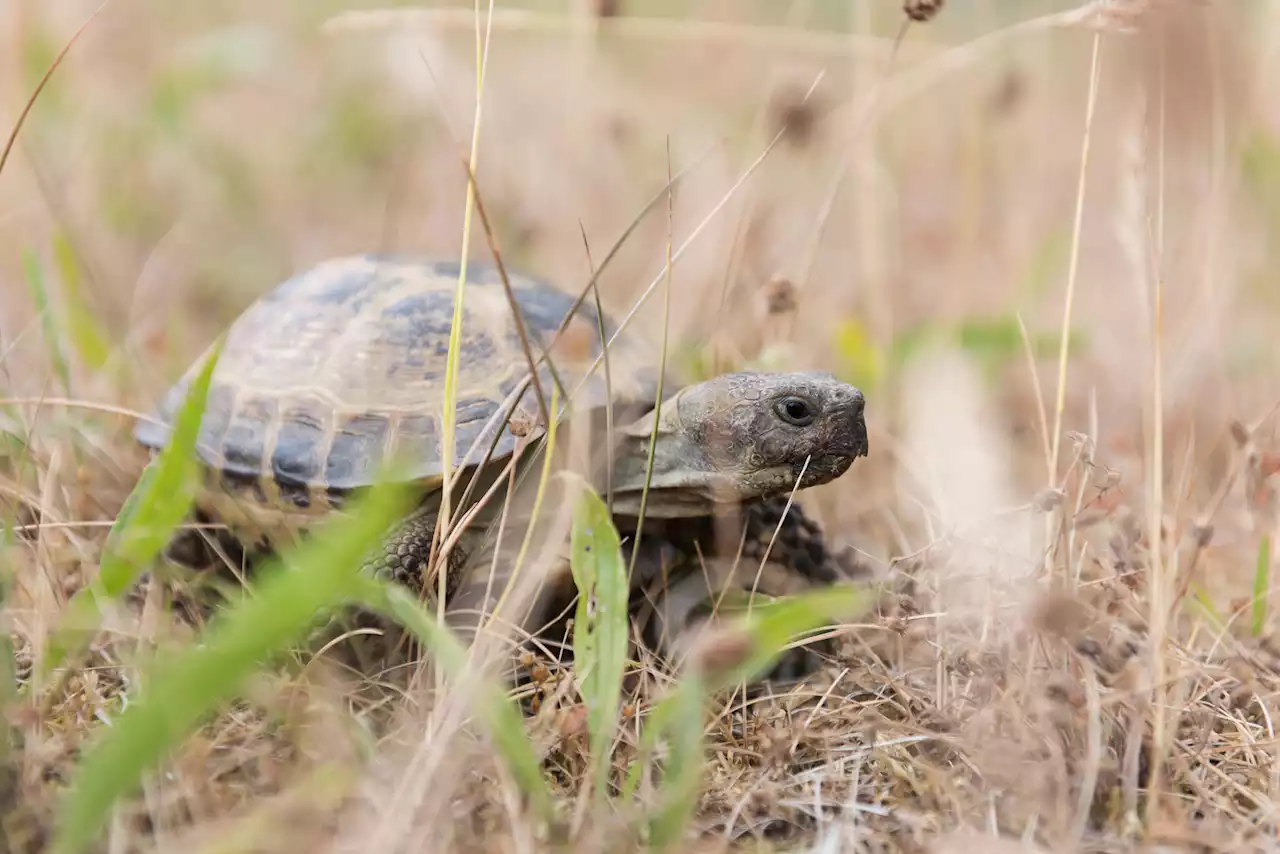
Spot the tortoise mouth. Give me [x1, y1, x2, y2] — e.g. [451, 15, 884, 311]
[794, 453, 856, 487]
[795, 422, 869, 486]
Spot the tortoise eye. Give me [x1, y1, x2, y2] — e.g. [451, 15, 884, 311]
[775, 396, 816, 427]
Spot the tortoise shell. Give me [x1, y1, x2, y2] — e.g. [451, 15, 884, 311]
[135, 254, 666, 519]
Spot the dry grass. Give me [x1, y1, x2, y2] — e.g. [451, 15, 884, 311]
[4, 0, 1280, 852]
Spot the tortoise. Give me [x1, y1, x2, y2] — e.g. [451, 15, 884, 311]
[133, 254, 869, 657]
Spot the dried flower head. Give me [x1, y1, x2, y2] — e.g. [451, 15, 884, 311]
[687, 625, 756, 680]
[593, 0, 621, 19]
[767, 85, 824, 147]
[760, 275, 799, 317]
[903, 0, 945, 22]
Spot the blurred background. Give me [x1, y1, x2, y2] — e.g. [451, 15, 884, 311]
[5, 1, 1276, 581]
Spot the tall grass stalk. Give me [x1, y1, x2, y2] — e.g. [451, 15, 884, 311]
[0, 0, 112, 180]
[436, 0, 497, 609]
[1049, 30, 1103, 484]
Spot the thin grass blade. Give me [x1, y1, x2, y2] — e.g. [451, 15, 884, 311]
[21, 248, 71, 394]
[1253, 533, 1271, 637]
[643, 671, 704, 852]
[704, 584, 876, 693]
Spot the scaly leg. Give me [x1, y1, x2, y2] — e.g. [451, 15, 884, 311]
[634, 496, 867, 686]
[358, 504, 474, 599]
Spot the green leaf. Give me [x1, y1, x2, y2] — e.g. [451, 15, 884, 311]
[1253, 534, 1271, 638]
[569, 484, 630, 803]
[1187, 582, 1226, 632]
[1240, 129, 1280, 239]
[955, 315, 1086, 378]
[956, 316, 1025, 356]
[49, 477, 417, 854]
[21, 247, 70, 394]
[40, 339, 223, 679]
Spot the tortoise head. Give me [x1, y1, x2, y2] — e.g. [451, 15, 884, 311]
[609, 370, 868, 518]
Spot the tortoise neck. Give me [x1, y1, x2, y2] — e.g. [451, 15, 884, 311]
[605, 431, 724, 518]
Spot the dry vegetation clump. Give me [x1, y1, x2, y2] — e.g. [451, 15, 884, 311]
[4, 0, 1280, 852]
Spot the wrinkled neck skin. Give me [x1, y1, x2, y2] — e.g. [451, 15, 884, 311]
[607, 420, 799, 520]
[604, 388, 714, 518]
[607, 434, 724, 518]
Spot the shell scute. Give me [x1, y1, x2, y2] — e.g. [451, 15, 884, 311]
[325, 412, 393, 490]
[387, 413, 441, 476]
[192, 384, 236, 461]
[270, 398, 331, 488]
[220, 394, 277, 480]
[455, 396, 501, 427]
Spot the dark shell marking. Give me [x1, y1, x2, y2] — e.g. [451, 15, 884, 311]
[134, 254, 666, 526]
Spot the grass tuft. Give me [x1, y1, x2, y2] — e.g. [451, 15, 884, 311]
[49, 472, 417, 854]
[626, 584, 875, 848]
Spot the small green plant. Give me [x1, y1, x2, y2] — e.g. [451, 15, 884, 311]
[1253, 533, 1271, 637]
[38, 339, 223, 682]
[568, 483, 631, 804]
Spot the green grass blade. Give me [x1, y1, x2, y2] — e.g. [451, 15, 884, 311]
[1253, 533, 1271, 637]
[52, 231, 111, 372]
[1187, 582, 1226, 632]
[568, 483, 629, 803]
[353, 577, 554, 821]
[49, 478, 416, 854]
[21, 247, 71, 394]
[643, 672, 705, 852]
[39, 340, 224, 678]
[0, 543, 23, 852]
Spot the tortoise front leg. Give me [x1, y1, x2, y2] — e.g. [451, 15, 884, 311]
[737, 495, 869, 584]
[359, 504, 475, 601]
[345, 506, 495, 673]
[632, 496, 869, 687]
